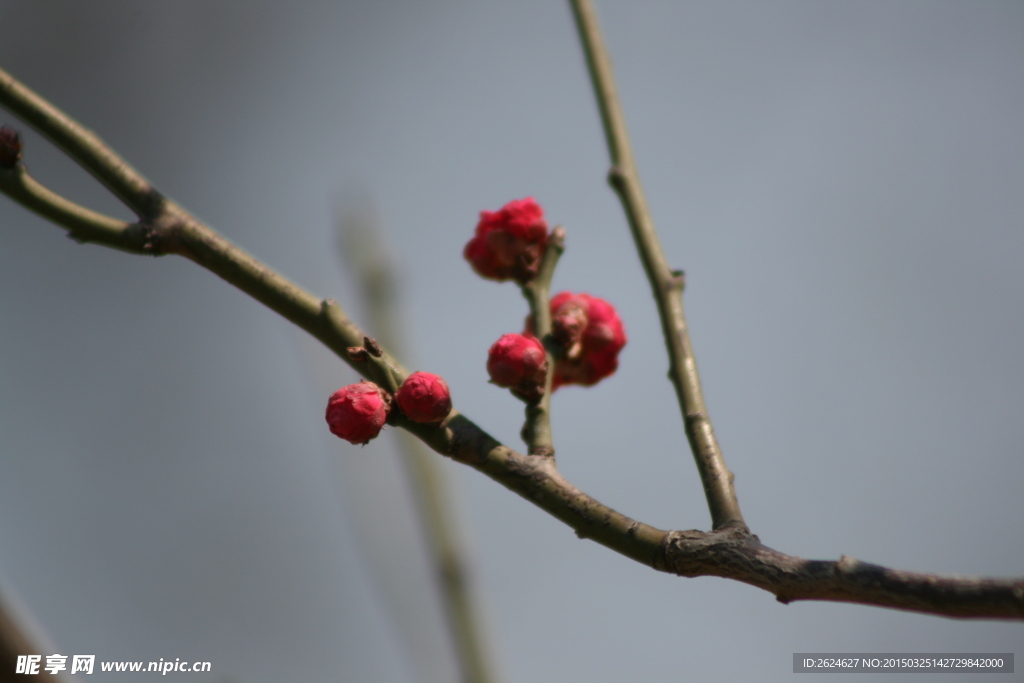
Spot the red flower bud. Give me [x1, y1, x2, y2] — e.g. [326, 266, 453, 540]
[464, 197, 549, 284]
[0, 126, 22, 168]
[487, 333, 548, 401]
[538, 292, 626, 389]
[550, 297, 588, 351]
[325, 380, 392, 444]
[395, 371, 452, 424]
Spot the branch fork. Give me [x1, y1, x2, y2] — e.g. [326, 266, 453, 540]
[2, 10, 1021, 623]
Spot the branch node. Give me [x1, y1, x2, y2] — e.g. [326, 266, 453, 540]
[834, 555, 860, 575]
[139, 223, 164, 256]
[0, 125, 23, 167]
[606, 164, 627, 189]
[685, 411, 709, 426]
[346, 347, 369, 363]
[363, 336, 382, 357]
[668, 269, 685, 292]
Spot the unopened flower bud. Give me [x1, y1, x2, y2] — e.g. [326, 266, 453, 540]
[0, 126, 22, 168]
[487, 333, 548, 401]
[464, 197, 549, 284]
[326, 380, 392, 445]
[395, 371, 452, 424]
[579, 296, 621, 351]
[544, 292, 627, 389]
[550, 299, 588, 354]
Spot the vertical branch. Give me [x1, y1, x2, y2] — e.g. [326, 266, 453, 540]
[520, 226, 566, 456]
[569, 0, 745, 530]
[339, 208, 501, 683]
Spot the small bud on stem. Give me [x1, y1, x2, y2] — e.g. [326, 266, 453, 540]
[395, 371, 453, 424]
[487, 333, 548, 402]
[326, 381, 392, 445]
[531, 292, 627, 389]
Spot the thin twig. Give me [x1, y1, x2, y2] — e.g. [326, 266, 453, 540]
[339, 208, 500, 683]
[3, 64, 1022, 621]
[520, 225, 566, 456]
[569, 0, 744, 530]
[0, 164, 136, 248]
[0, 67, 160, 218]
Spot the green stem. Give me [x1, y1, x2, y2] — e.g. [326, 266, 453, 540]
[0, 66, 160, 218]
[519, 226, 565, 456]
[0, 165, 138, 251]
[569, 0, 744, 530]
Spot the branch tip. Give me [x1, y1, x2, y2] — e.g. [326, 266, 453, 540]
[549, 224, 566, 250]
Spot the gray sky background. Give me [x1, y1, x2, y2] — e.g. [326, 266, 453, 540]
[0, 2, 1021, 682]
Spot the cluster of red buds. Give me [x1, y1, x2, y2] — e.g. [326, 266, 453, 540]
[327, 197, 627, 447]
[544, 292, 627, 389]
[326, 371, 452, 445]
[463, 197, 549, 284]
[468, 198, 627, 402]
[493, 291, 627, 396]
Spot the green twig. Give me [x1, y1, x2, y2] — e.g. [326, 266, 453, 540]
[0, 165, 137, 249]
[519, 225, 565, 456]
[0, 67, 160, 218]
[569, 0, 745, 531]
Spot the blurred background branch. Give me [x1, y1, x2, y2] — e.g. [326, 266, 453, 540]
[0, 585, 74, 683]
[338, 204, 500, 683]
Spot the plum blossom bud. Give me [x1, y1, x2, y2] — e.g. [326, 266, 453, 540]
[464, 197, 549, 284]
[0, 126, 22, 168]
[544, 292, 626, 389]
[487, 333, 548, 401]
[395, 371, 452, 424]
[550, 297, 588, 351]
[326, 380, 392, 445]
